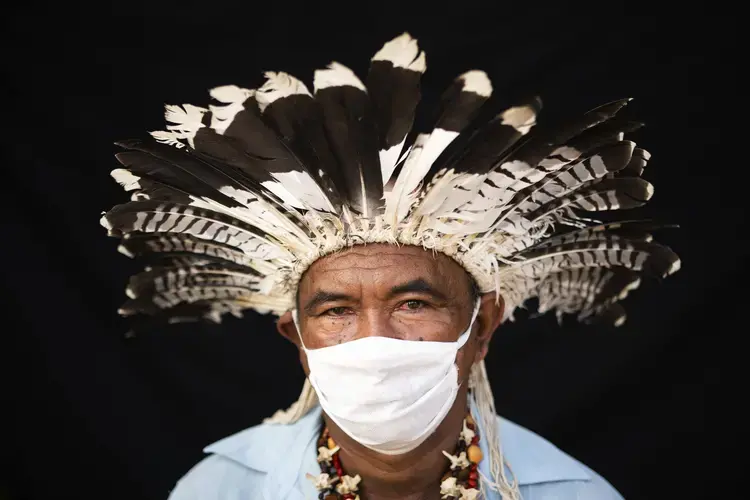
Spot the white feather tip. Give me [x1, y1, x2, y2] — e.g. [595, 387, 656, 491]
[99, 214, 112, 231]
[313, 62, 366, 92]
[372, 32, 426, 72]
[209, 85, 255, 104]
[256, 72, 312, 112]
[164, 104, 207, 126]
[500, 104, 538, 135]
[458, 70, 492, 98]
[110, 169, 141, 191]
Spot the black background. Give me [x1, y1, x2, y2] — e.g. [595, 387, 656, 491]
[4, 3, 735, 499]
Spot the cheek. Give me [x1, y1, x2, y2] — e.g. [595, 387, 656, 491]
[304, 317, 357, 347]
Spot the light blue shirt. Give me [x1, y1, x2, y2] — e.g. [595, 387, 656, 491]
[167, 403, 624, 499]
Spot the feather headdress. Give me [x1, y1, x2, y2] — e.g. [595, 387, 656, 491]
[101, 32, 679, 328]
[101, 33, 680, 499]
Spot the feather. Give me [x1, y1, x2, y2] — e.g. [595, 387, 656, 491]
[499, 238, 680, 324]
[101, 200, 290, 260]
[566, 117, 644, 153]
[155, 104, 208, 148]
[254, 71, 345, 212]
[513, 140, 637, 215]
[126, 263, 259, 296]
[116, 233, 258, 268]
[208, 85, 256, 134]
[314, 62, 383, 217]
[113, 139, 313, 251]
[525, 220, 676, 252]
[618, 147, 650, 177]
[367, 32, 426, 185]
[194, 115, 337, 213]
[101, 35, 680, 331]
[513, 239, 681, 279]
[469, 140, 639, 241]
[437, 140, 635, 243]
[506, 98, 633, 175]
[535, 267, 642, 325]
[516, 177, 654, 232]
[433, 97, 543, 180]
[113, 140, 249, 208]
[119, 286, 257, 318]
[586, 303, 628, 326]
[154, 83, 340, 214]
[125, 264, 263, 310]
[385, 70, 493, 226]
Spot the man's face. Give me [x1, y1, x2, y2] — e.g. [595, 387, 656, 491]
[276, 244, 504, 380]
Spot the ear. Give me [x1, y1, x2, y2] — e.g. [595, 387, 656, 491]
[277, 311, 312, 376]
[276, 311, 301, 347]
[473, 292, 505, 364]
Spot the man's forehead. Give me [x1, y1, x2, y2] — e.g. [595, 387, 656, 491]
[300, 245, 466, 290]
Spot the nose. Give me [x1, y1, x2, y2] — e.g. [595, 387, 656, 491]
[355, 308, 404, 341]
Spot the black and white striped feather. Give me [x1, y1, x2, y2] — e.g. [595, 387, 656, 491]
[101, 32, 680, 328]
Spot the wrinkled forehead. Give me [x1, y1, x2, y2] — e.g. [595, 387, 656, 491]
[296, 244, 473, 300]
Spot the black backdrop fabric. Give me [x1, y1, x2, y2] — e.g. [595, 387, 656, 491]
[4, 4, 735, 500]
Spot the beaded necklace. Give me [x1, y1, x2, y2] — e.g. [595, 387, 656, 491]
[307, 413, 483, 500]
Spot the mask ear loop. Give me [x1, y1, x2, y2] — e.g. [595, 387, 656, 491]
[290, 309, 309, 350]
[456, 299, 482, 350]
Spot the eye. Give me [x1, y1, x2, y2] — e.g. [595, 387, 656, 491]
[399, 300, 427, 311]
[323, 306, 352, 317]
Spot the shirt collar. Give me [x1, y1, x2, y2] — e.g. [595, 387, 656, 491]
[204, 403, 591, 487]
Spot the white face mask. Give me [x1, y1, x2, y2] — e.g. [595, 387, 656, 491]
[293, 302, 480, 455]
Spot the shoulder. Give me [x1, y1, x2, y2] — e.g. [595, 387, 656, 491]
[519, 471, 624, 499]
[166, 409, 322, 499]
[166, 453, 263, 500]
[497, 416, 624, 499]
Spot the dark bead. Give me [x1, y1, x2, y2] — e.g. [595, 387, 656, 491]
[452, 468, 461, 477]
[324, 495, 338, 500]
[458, 468, 470, 481]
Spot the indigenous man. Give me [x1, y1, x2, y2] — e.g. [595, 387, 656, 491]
[101, 33, 680, 499]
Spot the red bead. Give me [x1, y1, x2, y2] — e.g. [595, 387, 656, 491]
[471, 463, 478, 471]
[468, 479, 477, 488]
[471, 435, 479, 445]
[469, 471, 478, 480]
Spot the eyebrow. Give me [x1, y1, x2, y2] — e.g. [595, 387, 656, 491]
[388, 278, 448, 302]
[303, 291, 355, 315]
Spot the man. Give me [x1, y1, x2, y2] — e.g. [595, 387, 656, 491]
[101, 33, 679, 499]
